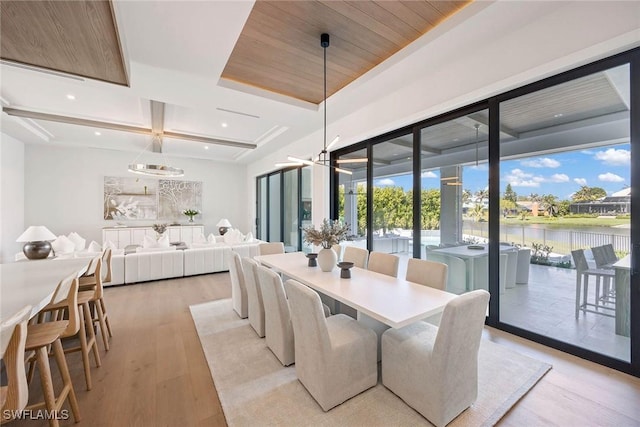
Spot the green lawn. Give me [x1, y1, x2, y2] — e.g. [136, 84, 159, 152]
[500, 216, 629, 229]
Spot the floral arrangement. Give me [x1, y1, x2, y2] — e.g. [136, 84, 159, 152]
[152, 223, 168, 234]
[303, 219, 349, 249]
[183, 209, 199, 218]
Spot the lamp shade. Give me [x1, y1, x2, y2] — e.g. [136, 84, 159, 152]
[16, 226, 57, 242]
[216, 218, 232, 227]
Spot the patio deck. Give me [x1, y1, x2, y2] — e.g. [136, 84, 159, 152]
[394, 253, 629, 362]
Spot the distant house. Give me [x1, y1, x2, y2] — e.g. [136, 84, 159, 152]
[569, 188, 630, 215]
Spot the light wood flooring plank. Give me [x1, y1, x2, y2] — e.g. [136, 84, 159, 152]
[10, 272, 639, 427]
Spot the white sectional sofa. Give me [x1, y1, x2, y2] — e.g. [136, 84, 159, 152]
[124, 250, 185, 284]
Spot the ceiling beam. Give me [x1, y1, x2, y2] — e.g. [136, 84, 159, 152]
[150, 100, 165, 152]
[2, 106, 258, 150]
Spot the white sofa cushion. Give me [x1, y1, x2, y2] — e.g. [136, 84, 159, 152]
[124, 251, 184, 283]
[67, 232, 86, 251]
[52, 235, 76, 255]
[135, 246, 177, 253]
[87, 240, 102, 252]
[183, 246, 228, 275]
[224, 229, 244, 245]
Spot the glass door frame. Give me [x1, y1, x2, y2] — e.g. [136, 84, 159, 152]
[331, 46, 640, 377]
[256, 166, 307, 250]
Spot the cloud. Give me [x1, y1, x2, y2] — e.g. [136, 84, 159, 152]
[520, 158, 561, 168]
[549, 173, 569, 183]
[594, 148, 630, 166]
[504, 168, 540, 188]
[598, 172, 624, 183]
[376, 178, 395, 186]
[574, 178, 587, 186]
[421, 171, 437, 178]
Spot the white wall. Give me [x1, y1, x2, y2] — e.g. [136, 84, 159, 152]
[244, 1, 640, 228]
[0, 133, 25, 263]
[24, 145, 248, 245]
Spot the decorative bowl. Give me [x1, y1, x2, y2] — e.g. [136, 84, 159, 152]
[306, 253, 318, 267]
[337, 261, 354, 278]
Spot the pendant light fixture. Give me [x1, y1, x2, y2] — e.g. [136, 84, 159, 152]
[128, 133, 184, 177]
[280, 33, 352, 175]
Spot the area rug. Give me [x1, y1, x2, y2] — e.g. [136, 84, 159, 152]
[190, 299, 551, 427]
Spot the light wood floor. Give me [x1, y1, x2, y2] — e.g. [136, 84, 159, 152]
[12, 273, 640, 426]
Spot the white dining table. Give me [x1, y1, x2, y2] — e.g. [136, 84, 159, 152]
[0, 258, 90, 322]
[255, 252, 457, 329]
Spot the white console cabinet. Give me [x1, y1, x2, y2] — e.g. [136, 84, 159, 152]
[103, 225, 205, 249]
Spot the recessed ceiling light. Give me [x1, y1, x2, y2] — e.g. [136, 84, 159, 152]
[554, 113, 563, 118]
[221, 123, 228, 128]
[94, 131, 101, 136]
[453, 138, 459, 142]
[204, 146, 209, 150]
[66, 94, 76, 100]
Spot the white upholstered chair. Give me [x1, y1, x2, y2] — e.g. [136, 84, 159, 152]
[256, 265, 295, 366]
[284, 279, 377, 411]
[342, 246, 369, 269]
[426, 252, 467, 294]
[367, 251, 399, 278]
[382, 290, 490, 427]
[406, 258, 447, 290]
[241, 257, 265, 337]
[258, 242, 285, 255]
[229, 251, 248, 318]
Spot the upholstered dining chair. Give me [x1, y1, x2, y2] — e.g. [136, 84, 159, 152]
[256, 265, 295, 366]
[284, 279, 377, 411]
[78, 254, 113, 351]
[367, 251, 399, 278]
[26, 272, 82, 424]
[382, 290, 490, 427]
[406, 258, 447, 290]
[342, 246, 368, 269]
[258, 242, 285, 255]
[229, 251, 248, 318]
[241, 257, 265, 337]
[425, 253, 466, 294]
[1, 305, 31, 424]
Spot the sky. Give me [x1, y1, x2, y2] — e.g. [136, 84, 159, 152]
[372, 143, 630, 201]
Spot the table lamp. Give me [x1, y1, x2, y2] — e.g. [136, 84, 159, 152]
[216, 218, 232, 236]
[16, 226, 57, 260]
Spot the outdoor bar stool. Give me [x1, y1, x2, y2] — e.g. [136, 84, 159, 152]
[571, 249, 615, 319]
[591, 245, 616, 304]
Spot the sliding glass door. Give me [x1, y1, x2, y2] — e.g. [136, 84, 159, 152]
[331, 48, 639, 376]
[256, 166, 311, 251]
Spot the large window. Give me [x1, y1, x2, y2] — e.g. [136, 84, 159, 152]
[331, 47, 639, 376]
[498, 64, 631, 362]
[256, 166, 311, 251]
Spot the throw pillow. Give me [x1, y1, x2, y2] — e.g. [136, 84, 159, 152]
[104, 240, 118, 251]
[193, 232, 206, 244]
[87, 240, 102, 252]
[207, 233, 216, 243]
[244, 232, 254, 243]
[68, 232, 86, 251]
[158, 234, 170, 248]
[142, 235, 158, 248]
[52, 235, 76, 255]
[223, 229, 243, 245]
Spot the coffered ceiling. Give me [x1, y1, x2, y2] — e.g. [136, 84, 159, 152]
[0, 0, 477, 163]
[222, 0, 471, 104]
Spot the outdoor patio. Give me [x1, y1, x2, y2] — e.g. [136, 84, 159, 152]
[394, 253, 629, 362]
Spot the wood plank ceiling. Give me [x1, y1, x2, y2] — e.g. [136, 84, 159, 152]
[221, 0, 472, 104]
[0, 0, 128, 86]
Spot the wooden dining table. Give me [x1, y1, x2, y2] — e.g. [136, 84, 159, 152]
[0, 257, 90, 322]
[255, 252, 457, 329]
